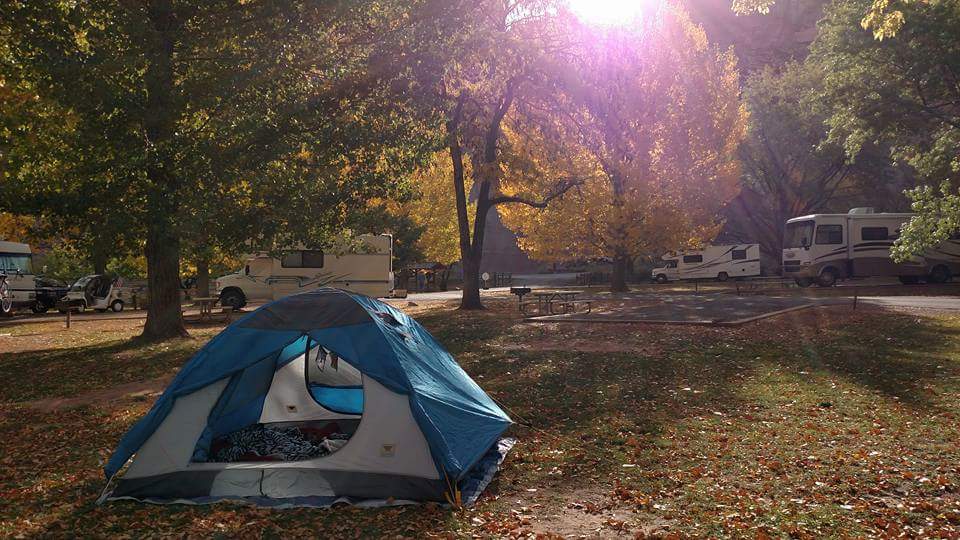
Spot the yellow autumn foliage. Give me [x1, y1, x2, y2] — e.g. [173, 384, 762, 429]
[499, 4, 746, 264]
[395, 152, 475, 266]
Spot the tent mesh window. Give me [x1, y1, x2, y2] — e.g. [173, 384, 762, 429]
[200, 341, 364, 464]
[305, 345, 364, 416]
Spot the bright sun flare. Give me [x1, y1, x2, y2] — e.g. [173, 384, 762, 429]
[566, 0, 648, 25]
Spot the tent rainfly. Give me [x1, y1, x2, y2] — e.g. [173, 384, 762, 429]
[102, 288, 513, 507]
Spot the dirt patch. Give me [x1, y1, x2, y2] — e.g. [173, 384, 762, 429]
[500, 488, 673, 538]
[15, 373, 174, 413]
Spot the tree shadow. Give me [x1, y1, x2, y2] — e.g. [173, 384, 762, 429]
[0, 334, 210, 404]
[773, 304, 960, 408]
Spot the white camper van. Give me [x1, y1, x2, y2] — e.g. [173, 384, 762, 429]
[651, 244, 761, 283]
[782, 208, 960, 287]
[215, 234, 394, 309]
[0, 240, 37, 315]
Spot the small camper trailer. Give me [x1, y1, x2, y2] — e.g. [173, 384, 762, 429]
[651, 244, 761, 283]
[782, 208, 960, 286]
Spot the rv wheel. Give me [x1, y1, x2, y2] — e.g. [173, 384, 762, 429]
[220, 289, 246, 309]
[716, 272, 729, 282]
[817, 269, 837, 287]
[111, 300, 124, 312]
[655, 274, 668, 284]
[929, 265, 951, 284]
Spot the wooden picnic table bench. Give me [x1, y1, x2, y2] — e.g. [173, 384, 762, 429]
[521, 290, 591, 316]
[194, 297, 220, 321]
[182, 297, 234, 323]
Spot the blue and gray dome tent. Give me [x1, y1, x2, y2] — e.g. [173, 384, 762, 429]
[102, 288, 513, 506]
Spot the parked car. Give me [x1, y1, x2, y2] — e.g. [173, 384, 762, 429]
[32, 276, 69, 313]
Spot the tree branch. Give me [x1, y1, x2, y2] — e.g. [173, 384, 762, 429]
[488, 177, 582, 208]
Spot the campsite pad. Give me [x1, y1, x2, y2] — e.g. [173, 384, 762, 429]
[529, 294, 846, 326]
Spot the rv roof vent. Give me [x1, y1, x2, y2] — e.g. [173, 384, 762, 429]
[848, 207, 876, 214]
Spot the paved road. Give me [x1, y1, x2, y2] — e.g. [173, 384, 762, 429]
[3, 284, 960, 328]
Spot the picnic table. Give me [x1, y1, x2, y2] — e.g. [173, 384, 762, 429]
[521, 290, 591, 316]
[194, 297, 220, 321]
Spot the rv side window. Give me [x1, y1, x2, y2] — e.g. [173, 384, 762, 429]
[732, 249, 747, 260]
[815, 225, 843, 245]
[302, 250, 324, 268]
[666, 260, 678, 268]
[682, 255, 702, 264]
[281, 250, 325, 268]
[861, 227, 889, 241]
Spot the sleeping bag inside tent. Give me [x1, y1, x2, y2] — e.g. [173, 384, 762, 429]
[102, 288, 513, 506]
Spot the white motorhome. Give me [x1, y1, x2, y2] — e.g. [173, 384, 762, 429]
[0, 240, 36, 315]
[215, 234, 394, 309]
[782, 208, 960, 286]
[651, 244, 761, 283]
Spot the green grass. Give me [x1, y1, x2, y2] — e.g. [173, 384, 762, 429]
[1, 303, 959, 537]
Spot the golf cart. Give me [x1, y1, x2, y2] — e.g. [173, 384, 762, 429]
[59, 274, 126, 313]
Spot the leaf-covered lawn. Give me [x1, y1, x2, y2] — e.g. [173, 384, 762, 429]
[1, 301, 959, 537]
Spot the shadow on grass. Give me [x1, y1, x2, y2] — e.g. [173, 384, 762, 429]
[770, 305, 960, 408]
[0, 333, 214, 404]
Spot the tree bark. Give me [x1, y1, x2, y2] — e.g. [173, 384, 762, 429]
[196, 254, 210, 298]
[460, 253, 483, 309]
[439, 267, 449, 291]
[91, 250, 108, 275]
[446, 92, 487, 310]
[140, 0, 187, 340]
[142, 218, 187, 339]
[611, 252, 629, 292]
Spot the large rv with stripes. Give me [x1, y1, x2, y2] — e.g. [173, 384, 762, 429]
[651, 244, 761, 283]
[782, 208, 960, 287]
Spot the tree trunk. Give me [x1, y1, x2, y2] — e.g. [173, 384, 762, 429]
[91, 230, 111, 274]
[439, 268, 449, 291]
[139, 0, 186, 340]
[142, 216, 187, 339]
[611, 253, 629, 293]
[460, 254, 483, 309]
[196, 254, 210, 298]
[91, 250, 108, 275]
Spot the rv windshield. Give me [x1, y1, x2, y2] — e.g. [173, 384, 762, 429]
[0, 253, 33, 274]
[784, 221, 814, 249]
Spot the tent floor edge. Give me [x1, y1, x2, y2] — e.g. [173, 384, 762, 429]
[111, 469, 447, 503]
